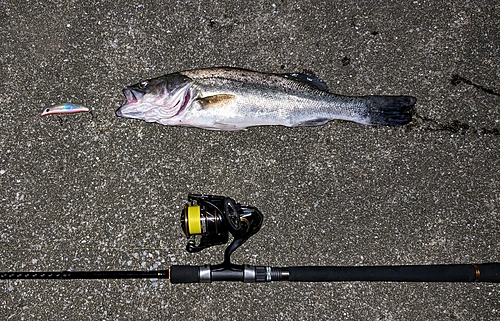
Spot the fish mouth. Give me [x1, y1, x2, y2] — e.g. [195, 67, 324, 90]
[123, 88, 143, 104]
[116, 83, 192, 120]
[116, 88, 142, 117]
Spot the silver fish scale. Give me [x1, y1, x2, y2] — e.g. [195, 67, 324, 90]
[180, 68, 367, 126]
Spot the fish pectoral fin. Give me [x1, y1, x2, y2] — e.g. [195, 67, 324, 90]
[197, 94, 236, 109]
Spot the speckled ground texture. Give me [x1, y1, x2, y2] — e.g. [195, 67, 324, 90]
[1, 1, 499, 320]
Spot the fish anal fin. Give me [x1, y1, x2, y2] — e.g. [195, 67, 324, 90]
[296, 118, 330, 127]
[198, 94, 236, 109]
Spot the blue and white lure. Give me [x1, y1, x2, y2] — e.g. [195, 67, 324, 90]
[41, 103, 89, 117]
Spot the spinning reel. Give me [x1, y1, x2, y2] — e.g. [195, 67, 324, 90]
[181, 194, 263, 266]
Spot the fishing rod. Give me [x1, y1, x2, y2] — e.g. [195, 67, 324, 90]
[1, 194, 499, 283]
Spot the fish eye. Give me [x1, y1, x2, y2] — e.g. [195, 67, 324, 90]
[45, 108, 50, 113]
[139, 81, 148, 88]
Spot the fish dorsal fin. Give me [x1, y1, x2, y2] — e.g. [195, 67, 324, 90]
[197, 94, 236, 109]
[279, 72, 329, 92]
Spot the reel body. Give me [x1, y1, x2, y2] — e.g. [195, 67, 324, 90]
[181, 194, 263, 266]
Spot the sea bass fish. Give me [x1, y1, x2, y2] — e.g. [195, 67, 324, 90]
[115, 67, 416, 130]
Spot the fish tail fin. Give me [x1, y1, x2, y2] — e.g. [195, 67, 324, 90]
[364, 95, 416, 126]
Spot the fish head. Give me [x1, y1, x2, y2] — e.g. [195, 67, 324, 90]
[116, 73, 192, 122]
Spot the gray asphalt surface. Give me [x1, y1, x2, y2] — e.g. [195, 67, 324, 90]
[1, 1, 499, 320]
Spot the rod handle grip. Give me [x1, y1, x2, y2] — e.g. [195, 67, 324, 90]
[169, 265, 200, 283]
[287, 263, 500, 282]
[481, 263, 500, 282]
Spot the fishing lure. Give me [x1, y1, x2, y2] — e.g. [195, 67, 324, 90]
[41, 103, 89, 117]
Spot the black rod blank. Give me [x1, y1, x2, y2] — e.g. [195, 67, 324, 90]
[0, 270, 169, 280]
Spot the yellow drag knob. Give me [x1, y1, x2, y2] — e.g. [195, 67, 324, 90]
[187, 205, 202, 235]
